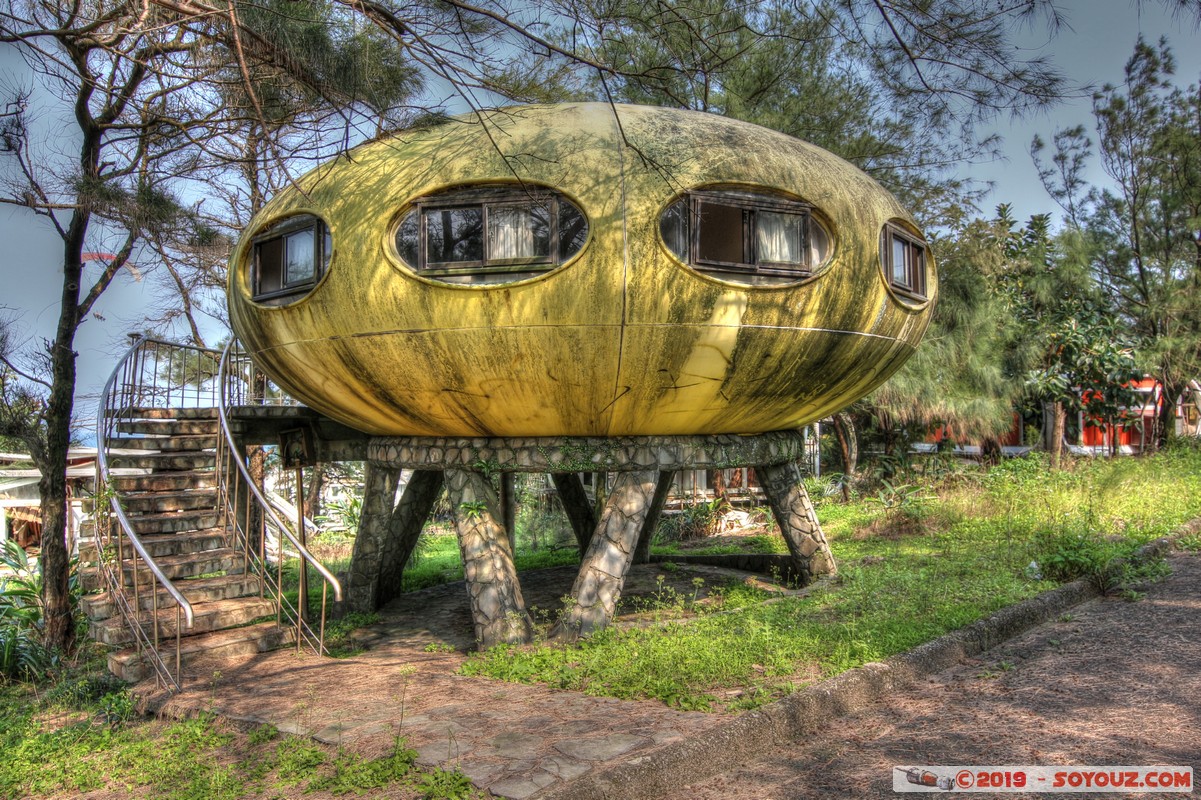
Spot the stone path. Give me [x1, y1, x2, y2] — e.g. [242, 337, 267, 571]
[146, 562, 751, 799]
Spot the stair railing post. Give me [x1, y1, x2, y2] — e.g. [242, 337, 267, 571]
[152, 572, 160, 655]
[131, 547, 140, 623]
[295, 464, 307, 626]
[320, 584, 327, 653]
[175, 603, 182, 687]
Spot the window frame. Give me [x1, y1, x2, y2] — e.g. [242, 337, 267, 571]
[396, 186, 587, 281]
[250, 215, 331, 303]
[661, 189, 826, 281]
[880, 223, 928, 302]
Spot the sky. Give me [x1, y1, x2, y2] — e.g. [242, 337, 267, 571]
[0, 0, 1199, 429]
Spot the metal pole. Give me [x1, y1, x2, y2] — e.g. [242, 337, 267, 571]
[295, 465, 307, 624]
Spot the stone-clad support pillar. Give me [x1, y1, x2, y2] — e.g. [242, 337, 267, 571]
[376, 470, 444, 608]
[551, 470, 658, 641]
[759, 460, 837, 585]
[633, 470, 676, 564]
[444, 469, 533, 647]
[345, 463, 401, 613]
[499, 473, 517, 551]
[551, 472, 596, 554]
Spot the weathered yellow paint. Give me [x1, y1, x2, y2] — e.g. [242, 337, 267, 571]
[227, 103, 937, 437]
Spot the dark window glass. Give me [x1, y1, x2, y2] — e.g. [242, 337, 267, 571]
[252, 215, 330, 302]
[256, 238, 285, 295]
[696, 201, 747, 265]
[660, 200, 688, 258]
[427, 207, 484, 264]
[397, 211, 419, 265]
[560, 202, 588, 256]
[396, 187, 588, 285]
[660, 190, 829, 285]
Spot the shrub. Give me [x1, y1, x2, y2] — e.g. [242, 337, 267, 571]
[0, 540, 54, 682]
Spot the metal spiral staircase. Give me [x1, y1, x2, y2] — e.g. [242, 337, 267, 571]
[88, 337, 341, 689]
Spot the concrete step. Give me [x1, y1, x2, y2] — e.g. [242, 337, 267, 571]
[111, 470, 217, 492]
[76, 528, 225, 566]
[109, 452, 216, 472]
[117, 419, 220, 436]
[82, 573, 263, 620]
[107, 621, 295, 684]
[91, 596, 278, 646]
[115, 548, 243, 583]
[114, 407, 219, 420]
[124, 528, 229, 560]
[108, 435, 219, 452]
[129, 510, 220, 535]
[120, 489, 218, 514]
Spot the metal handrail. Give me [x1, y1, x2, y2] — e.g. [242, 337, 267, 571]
[95, 336, 205, 690]
[216, 340, 341, 653]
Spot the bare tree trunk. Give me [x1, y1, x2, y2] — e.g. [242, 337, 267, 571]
[1047, 401, 1066, 470]
[499, 472, 516, 551]
[831, 412, 857, 502]
[305, 465, 325, 522]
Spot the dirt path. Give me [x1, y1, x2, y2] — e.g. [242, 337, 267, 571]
[659, 552, 1201, 800]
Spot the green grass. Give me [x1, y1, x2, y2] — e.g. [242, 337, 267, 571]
[0, 661, 482, 800]
[462, 447, 1201, 712]
[399, 531, 578, 593]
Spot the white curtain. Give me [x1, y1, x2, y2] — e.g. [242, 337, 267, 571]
[756, 211, 803, 264]
[489, 206, 537, 259]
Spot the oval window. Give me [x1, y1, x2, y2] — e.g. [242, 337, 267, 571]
[250, 214, 331, 304]
[660, 189, 830, 286]
[395, 186, 588, 285]
[880, 221, 929, 302]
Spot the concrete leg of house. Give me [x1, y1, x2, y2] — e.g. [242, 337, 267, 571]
[551, 472, 596, 554]
[345, 463, 402, 614]
[633, 470, 676, 564]
[375, 469, 444, 609]
[444, 469, 533, 647]
[551, 469, 659, 641]
[759, 460, 837, 586]
[499, 472, 517, 551]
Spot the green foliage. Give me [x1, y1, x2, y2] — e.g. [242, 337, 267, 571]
[43, 671, 127, 711]
[317, 493, 363, 533]
[307, 743, 417, 795]
[0, 541, 53, 683]
[1033, 36, 1201, 446]
[418, 766, 476, 800]
[321, 611, 380, 658]
[657, 498, 729, 541]
[247, 723, 278, 745]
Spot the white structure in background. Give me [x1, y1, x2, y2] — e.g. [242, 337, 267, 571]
[0, 449, 93, 551]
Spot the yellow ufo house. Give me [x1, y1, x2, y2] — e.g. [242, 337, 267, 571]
[228, 103, 936, 437]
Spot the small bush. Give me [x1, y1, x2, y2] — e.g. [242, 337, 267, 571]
[418, 766, 475, 799]
[0, 541, 54, 683]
